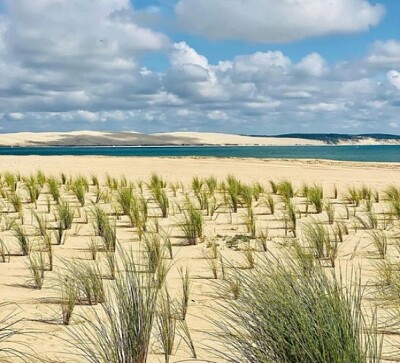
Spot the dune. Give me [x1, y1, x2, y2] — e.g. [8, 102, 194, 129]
[1, 130, 399, 147]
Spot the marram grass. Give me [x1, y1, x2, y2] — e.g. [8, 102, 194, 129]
[213, 256, 382, 363]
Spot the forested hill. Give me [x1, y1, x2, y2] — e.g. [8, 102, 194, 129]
[247, 134, 400, 145]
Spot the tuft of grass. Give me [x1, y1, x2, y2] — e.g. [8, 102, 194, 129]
[243, 207, 256, 238]
[71, 177, 88, 207]
[277, 180, 294, 202]
[63, 261, 105, 305]
[153, 187, 169, 218]
[290, 240, 315, 276]
[385, 185, 400, 218]
[28, 252, 45, 289]
[25, 176, 41, 207]
[67, 249, 160, 363]
[346, 186, 361, 207]
[207, 257, 219, 279]
[307, 184, 324, 214]
[0, 239, 10, 263]
[325, 201, 335, 224]
[55, 201, 74, 230]
[242, 246, 256, 269]
[7, 193, 23, 223]
[302, 219, 338, 267]
[127, 195, 148, 240]
[370, 230, 387, 259]
[0, 303, 26, 361]
[376, 260, 400, 304]
[256, 229, 269, 252]
[225, 175, 242, 213]
[117, 186, 134, 215]
[264, 194, 275, 215]
[177, 319, 197, 359]
[205, 176, 218, 195]
[88, 237, 99, 260]
[269, 180, 278, 194]
[54, 201, 74, 245]
[143, 233, 164, 274]
[12, 224, 30, 256]
[3, 172, 18, 192]
[284, 201, 297, 237]
[356, 210, 378, 230]
[213, 256, 382, 363]
[178, 267, 191, 320]
[91, 206, 117, 251]
[60, 277, 78, 326]
[180, 201, 203, 245]
[156, 290, 176, 363]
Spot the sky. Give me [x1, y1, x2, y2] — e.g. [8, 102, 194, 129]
[0, 0, 399, 135]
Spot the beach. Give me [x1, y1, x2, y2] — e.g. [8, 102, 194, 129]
[0, 156, 400, 362]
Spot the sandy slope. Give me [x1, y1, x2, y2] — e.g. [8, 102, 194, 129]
[0, 131, 399, 146]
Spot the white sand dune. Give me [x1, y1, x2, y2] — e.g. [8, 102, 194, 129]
[0, 130, 399, 146]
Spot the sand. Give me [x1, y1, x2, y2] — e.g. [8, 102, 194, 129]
[0, 130, 399, 146]
[0, 156, 400, 362]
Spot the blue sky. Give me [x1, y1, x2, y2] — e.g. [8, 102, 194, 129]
[0, 0, 399, 134]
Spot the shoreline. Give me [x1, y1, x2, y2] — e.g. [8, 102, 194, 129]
[1, 143, 400, 148]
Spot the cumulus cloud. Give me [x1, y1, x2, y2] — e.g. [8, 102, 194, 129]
[295, 53, 327, 77]
[368, 40, 400, 66]
[0, 0, 399, 134]
[0, 0, 169, 114]
[387, 70, 400, 90]
[175, 0, 385, 43]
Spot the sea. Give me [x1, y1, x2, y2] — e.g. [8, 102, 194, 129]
[0, 145, 399, 163]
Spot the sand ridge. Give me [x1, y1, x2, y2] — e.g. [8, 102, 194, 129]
[0, 131, 400, 146]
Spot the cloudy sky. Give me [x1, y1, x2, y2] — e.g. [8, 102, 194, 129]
[0, 0, 399, 134]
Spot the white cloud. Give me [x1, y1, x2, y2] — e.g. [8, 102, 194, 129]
[0, 0, 398, 135]
[76, 110, 99, 122]
[0, 0, 169, 114]
[387, 70, 400, 90]
[175, 0, 384, 43]
[8, 112, 24, 120]
[170, 42, 209, 68]
[296, 53, 327, 77]
[299, 102, 347, 112]
[207, 111, 228, 120]
[368, 40, 400, 66]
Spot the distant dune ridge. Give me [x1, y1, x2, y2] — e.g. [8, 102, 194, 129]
[0, 131, 399, 147]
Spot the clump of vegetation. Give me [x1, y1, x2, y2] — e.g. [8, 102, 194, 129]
[0, 303, 26, 361]
[385, 185, 400, 218]
[180, 201, 203, 245]
[277, 179, 294, 202]
[12, 224, 30, 256]
[307, 184, 324, 214]
[71, 176, 89, 206]
[225, 175, 242, 213]
[302, 219, 338, 267]
[68, 250, 160, 363]
[214, 257, 382, 363]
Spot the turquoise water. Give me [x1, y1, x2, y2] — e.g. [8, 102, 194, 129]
[0, 145, 399, 162]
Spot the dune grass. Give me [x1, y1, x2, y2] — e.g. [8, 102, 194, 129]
[12, 224, 30, 256]
[180, 200, 203, 245]
[0, 303, 27, 362]
[214, 256, 382, 363]
[302, 219, 338, 267]
[67, 249, 160, 363]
